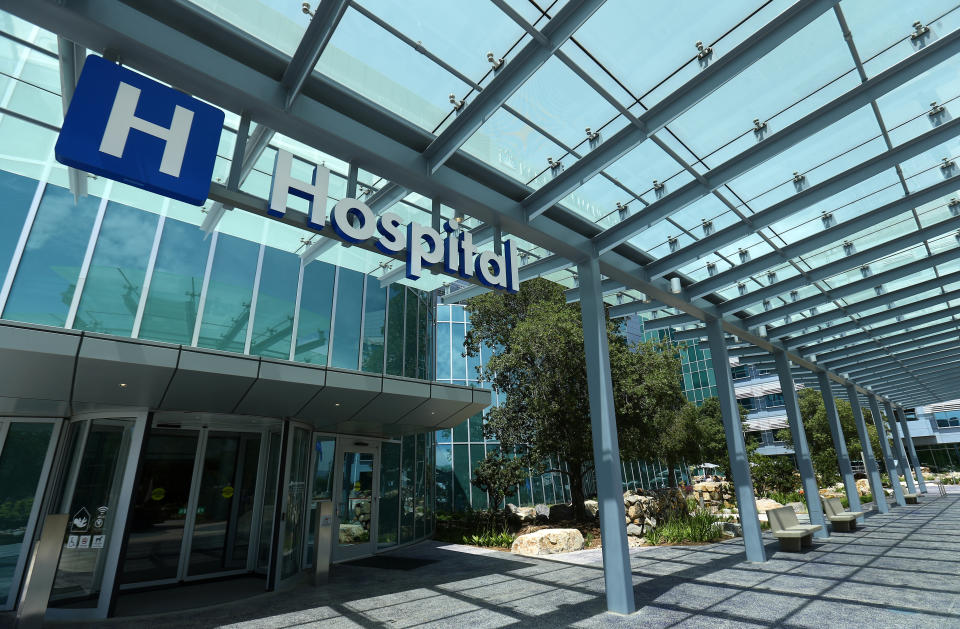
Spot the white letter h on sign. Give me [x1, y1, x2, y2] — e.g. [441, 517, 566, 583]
[99, 81, 194, 177]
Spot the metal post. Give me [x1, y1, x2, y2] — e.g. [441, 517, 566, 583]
[896, 406, 928, 493]
[845, 384, 887, 514]
[312, 501, 334, 584]
[773, 350, 827, 538]
[817, 372, 862, 520]
[705, 319, 766, 562]
[882, 400, 917, 495]
[868, 395, 905, 507]
[576, 257, 635, 615]
[16, 514, 69, 629]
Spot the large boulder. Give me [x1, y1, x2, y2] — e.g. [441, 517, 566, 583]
[856, 478, 872, 496]
[626, 523, 644, 537]
[583, 500, 599, 518]
[511, 528, 584, 556]
[548, 504, 574, 522]
[755, 498, 784, 513]
[786, 501, 807, 514]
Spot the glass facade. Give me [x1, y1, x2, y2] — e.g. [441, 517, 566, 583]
[0, 169, 434, 379]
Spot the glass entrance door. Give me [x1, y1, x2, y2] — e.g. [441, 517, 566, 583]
[0, 419, 59, 611]
[120, 424, 267, 587]
[333, 445, 379, 561]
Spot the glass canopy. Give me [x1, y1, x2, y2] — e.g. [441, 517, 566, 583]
[2, 0, 959, 405]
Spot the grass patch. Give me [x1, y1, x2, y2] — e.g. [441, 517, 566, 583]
[841, 493, 872, 508]
[462, 531, 515, 547]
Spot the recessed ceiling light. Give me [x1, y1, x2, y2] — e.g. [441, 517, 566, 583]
[334, 402, 340, 406]
[118, 383, 128, 388]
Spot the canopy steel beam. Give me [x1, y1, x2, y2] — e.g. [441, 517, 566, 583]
[715, 201, 960, 314]
[690, 176, 960, 299]
[282, 0, 349, 109]
[818, 372, 863, 517]
[867, 393, 905, 507]
[816, 323, 960, 365]
[607, 298, 666, 320]
[441, 253, 572, 304]
[522, 0, 838, 221]
[745, 248, 958, 328]
[422, 0, 604, 174]
[593, 27, 960, 254]
[650, 137, 960, 282]
[56, 36, 87, 201]
[796, 304, 960, 355]
[777, 278, 960, 343]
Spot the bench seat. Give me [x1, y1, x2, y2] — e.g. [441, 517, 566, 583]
[768, 507, 823, 552]
[822, 497, 863, 532]
[904, 493, 920, 504]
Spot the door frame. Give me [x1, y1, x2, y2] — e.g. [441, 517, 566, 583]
[331, 437, 381, 563]
[45, 410, 148, 621]
[274, 420, 313, 587]
[0, 417, 61, 612]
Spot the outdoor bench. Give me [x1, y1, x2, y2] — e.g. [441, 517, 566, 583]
[822, 497, 863, 532]
[767, 506, 822, 552]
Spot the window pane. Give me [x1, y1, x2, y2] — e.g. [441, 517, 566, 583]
[403, 288, 418, 378]
[295, 261, 335, 365]
[385, 284, 404, 376]
[360, 276, 386, 373]
[74, 202, 158, 336]
[452, 443, 469, 512]
[435, 443, 452, 512]
[330, 267, 363, 369]
[197, 234, 258, 353]
[469, 444, 487, 510]
[250, 246, 299, 359]
[0, 422, 53, 607]
[138, 217, 210, 345]
[378, 441, 400, 547]
[312, 437, 336, 501]
[3, 184, 99, 326]
[436, 322, 450, 380]
[415, 433, 425, 539]
[400, 435, 415, 543]
[0, 171, 37, 280]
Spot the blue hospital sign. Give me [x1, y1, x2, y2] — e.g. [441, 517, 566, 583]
[55, 55, 224, 205]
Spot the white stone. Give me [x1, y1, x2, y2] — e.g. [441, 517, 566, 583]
[584, 500, 599, 518]
[511, 528, 584, 556]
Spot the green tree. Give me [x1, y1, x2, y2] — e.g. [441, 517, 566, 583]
[470, 450, 530, 513]
[464, 278, 687, 521]
[777, 388, 883, 487]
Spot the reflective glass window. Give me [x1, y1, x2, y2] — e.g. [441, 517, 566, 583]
[470, 443, 487, 510]
[404, 287, 418, 377]
[360, 276, 386, 373]
[378, 441, 400, 547]
[295, 261, 335, 365]
[452, 443, 469, 512]
[197, 233, 258, 353]
[400, 434, 416, 543]
[385, 285, 405, 376]
[138, 217, 210, 345]
[250, 246, 299, 359]
[0, 171, 37, 279]
[74, 202, 158, 336]
[3, 184, 99, 327]
[436, 322, 450, 381]
[435, 443, 452, 512]
[330, 267, 363, 369]
[415, 433, 426, 538]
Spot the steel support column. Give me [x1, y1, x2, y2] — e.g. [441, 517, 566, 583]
[817, 372, 862, 520]
[867, 395, 905, 507]
[577, 256, 635, 615]
[845, 384, 887, 513]
[774, 350, 828, 537]
[896, 406, 928, 493]
[882, 399, 917, 496]
[706, 318, 766, 562]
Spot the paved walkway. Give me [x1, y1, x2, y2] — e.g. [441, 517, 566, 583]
[55, 494, 960, 628]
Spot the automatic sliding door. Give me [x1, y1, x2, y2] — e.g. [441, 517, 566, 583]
[120, 430, 198, 585]
[187, 431, 260, 577]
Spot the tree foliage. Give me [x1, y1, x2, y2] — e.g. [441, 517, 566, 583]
[776, 387, 883, 487]
[470, 450, 529, 512]
[464, 278, 689, 520]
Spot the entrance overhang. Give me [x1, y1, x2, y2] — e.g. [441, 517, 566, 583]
[0, 319, 487, 436]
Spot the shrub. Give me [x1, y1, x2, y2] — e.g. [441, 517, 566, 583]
[768, 490, 804, 505]
[462, 531, 515, 547]
[840, 493, 872, 508]
[646, 509, 724, 545]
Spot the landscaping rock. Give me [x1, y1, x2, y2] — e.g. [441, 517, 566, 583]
[548, 503, 574, 522]
[755, 498, 784, 513]
[856, 478, 872, 495]
[786, 501, 807, 514]
[338, 524, 365, 543]
[511, 528, 584, 556]
[721, 522, 742, 537]
[626, 523, 644, 537]
[624, 494, 641, 506]
[583, 500, 599, 518]
[534, 504, 550, 523]
[626, 505, 641, 520]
